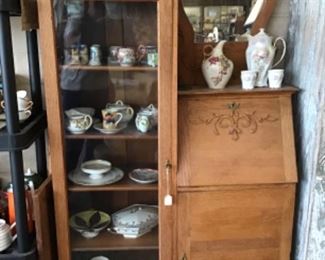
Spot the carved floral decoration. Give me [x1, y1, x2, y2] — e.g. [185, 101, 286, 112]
[189, 103, 278, 141]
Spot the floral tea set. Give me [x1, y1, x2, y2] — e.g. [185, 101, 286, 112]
[201, 28, 286, 90]
[64, 44, 158, 67]
[65, 101, 158, 135]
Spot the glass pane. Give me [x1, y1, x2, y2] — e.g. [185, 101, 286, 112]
[53, 0, 158, 257]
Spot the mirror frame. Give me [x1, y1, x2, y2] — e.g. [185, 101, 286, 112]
[179, 0, 278, 88]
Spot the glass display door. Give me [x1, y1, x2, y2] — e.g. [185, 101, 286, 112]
[54, 1, 158, 259]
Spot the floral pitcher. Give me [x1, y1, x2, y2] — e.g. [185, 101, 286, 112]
[246, 28, 286, 87]
[202, 40, 234, 89]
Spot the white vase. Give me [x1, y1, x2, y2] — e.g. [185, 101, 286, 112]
[202, 40, 234, 89]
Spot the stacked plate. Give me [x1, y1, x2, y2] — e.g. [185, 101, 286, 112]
[69, 160, 124, 186]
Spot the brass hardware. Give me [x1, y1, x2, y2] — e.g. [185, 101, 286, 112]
[182, 253, 188, 260]
[164, 160, 173, 206]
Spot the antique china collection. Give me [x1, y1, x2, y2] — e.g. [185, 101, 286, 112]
[65, 44, 158, 67]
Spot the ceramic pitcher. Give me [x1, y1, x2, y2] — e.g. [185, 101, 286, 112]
[246, 28, 286, 87]
[202, 40, 234, 89]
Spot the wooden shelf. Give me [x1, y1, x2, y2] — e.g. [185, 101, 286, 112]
[69, 175, 158, 192]
[61, 65, 157, 72]
[71, 227, 158, 251]
[178, 85, 298, 96]
[65, 126, 158, 140]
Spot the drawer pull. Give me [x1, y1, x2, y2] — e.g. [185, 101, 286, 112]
[164, 160, 173, 206]
[182, 253, 188, 260]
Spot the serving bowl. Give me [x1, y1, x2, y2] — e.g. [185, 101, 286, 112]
[70, 210, 110, 239]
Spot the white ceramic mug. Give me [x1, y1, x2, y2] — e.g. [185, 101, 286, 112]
[1, 90, 33, 112]
[19, 110, 32, 121]
[117, 48, 136, 67]
[0, 219, 17, 252]
[241, 70, 257, 90]
[268, 69, 284, 89]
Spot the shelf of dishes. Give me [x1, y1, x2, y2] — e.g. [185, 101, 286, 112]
[61, 65, 157, 72]
[69, 168, 158, 192]
[70, 205, 158, 251]
[65, 102, 158, 137]
[63, 44, 158, 68]
[65, 125, 157, 140]
[68, 160, 158, 189]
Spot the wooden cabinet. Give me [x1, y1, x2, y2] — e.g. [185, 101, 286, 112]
[37, 0, 178, 259]
[177, 87, 297, 260]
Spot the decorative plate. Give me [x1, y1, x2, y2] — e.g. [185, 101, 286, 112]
[70, 210, 110, 239]
[128, 168, 158, 184]
[69, 167, 124, 186]
[93, 122, 126, 135]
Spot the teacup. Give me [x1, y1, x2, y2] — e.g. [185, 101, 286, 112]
[66, 114, 93, 134]
[117, 48, 136, 67]
[0, 219, 16, 252]
[137, 45, 157, 66]
[105, 100, 134, 124]
[268, 69, 284, 89]
[1, 90, 34, 111]
[19, 110, 32, 121]
[108, 46, 121, 65]
[101, 109, 123, 130]
[241, 70, 257, 90]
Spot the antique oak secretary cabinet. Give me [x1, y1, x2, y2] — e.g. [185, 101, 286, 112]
[37, 0, 296, 259]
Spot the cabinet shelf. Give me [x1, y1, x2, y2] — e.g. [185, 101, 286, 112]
[65, 126, 157, 140]
[61, 65, 157, 72]
[71, 228, 158, 252]
[69, 175, 158, 192]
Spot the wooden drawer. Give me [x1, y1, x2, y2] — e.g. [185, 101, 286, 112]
[178, 94, 297, 186]
[177, 184, 295, 260]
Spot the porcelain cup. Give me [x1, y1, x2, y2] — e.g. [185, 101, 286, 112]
[18, 110, 32, 121]
[137, 45, 157, 66]
[108, 46, 121, 65]
[268, 69, 284, 89]
[67, 114, 93, 134]
[0, 219, 16, 252]
[1, 90, 33, 111]
[101, 109, 123, 130]
[241, 70, 257, 90]
[117, 48, 136, 67]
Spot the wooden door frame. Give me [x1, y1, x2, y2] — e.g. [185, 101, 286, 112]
[37, 0, 71, 259]
[158, 0, 178, 259]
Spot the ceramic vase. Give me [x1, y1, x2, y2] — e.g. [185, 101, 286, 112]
[245, 28, 286, 87]
[202, 40, 234, 89]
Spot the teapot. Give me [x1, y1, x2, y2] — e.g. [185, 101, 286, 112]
[135, 104, 158, 133]
[246, 28, 286, 87]
[105, 100, 134, 124]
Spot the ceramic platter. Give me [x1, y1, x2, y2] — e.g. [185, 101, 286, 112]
[93, 122, 126, 135]
[128, 168, 158, 184]
[69, 167, 124, 186]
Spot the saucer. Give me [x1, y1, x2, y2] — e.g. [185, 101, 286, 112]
[69, 167, 124, 186]
[93, 123, 126, 135]
[128, 168, 158, 184]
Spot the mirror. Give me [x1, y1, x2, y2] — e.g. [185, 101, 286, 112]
[183, 0, 265, 43]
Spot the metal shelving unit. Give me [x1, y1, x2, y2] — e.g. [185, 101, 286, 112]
[0, 0, 47, 259]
